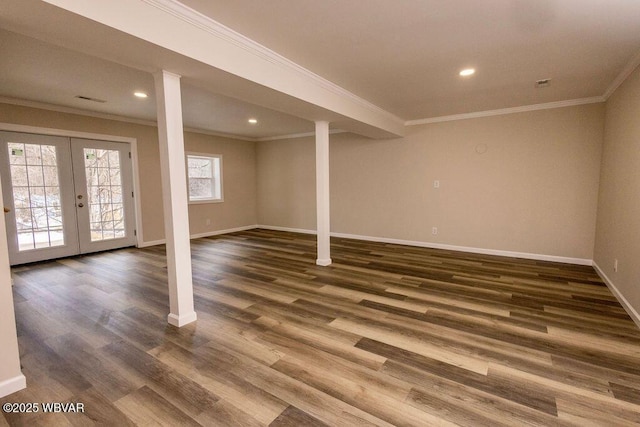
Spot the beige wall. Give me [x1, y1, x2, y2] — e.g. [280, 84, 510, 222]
[184, 132, 257, 235]
[594, 65, 640, 315]
[0, 103, 257, 244]
[257, 136, 317, 229]
[258, 103, 605, 260]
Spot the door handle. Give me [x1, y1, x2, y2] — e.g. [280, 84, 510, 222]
[3, 207, 9, 213]
[77, 203, 84, 208]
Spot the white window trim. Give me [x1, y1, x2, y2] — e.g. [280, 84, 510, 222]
[186, 152, 223, 204]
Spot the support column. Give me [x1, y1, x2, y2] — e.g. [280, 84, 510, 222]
[154, 70, 197, 327]
[0, 175, 26, 397]
[315, 121, 332, 266]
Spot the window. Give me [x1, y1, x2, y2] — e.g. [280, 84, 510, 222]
[186, 153, 223, 203]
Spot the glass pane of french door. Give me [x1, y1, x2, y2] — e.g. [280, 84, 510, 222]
[71, 138, 135, 254]
[0, 131, 79, 265]
[83, 147, 126, 241]
[8, 142, 64, 250]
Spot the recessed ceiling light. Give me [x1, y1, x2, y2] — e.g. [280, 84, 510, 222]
[134, 91, 148, 98]
[459, 68, 476, 77]
[248, 118, 258, 124]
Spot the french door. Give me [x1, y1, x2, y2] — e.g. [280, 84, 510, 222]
[0, 131, 136, 265]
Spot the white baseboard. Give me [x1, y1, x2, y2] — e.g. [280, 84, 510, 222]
[593, 262, 640, 329]
[136, 224, 637, 329]
[138, 239, 166, 248]
[138, 225, 259, 247]
[0, 374, 26, 398]
[332, 232, 593, 265]
[190, 225, 258, 239]
[257, 225, 317, 235]
[257, 225, 592, 266]
[140, 223, 593, 265]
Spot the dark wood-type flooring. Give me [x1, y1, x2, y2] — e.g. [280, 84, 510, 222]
[2, 229, 640, 426]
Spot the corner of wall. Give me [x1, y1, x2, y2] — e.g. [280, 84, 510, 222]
[592, 62, 640, 330]
[593, 262, 640, 329]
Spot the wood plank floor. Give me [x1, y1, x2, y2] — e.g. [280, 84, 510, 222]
[2, 228, 640, 426]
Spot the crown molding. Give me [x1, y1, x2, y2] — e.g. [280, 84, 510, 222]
[603, 49, 640, 100]
[1, 93, 609, 142]
[0, 97, 256, 141]
[406, 47, 640, 126]
[0, 121, 136, 144]
[0, 96, 158, 127]
[140, 0, 404, 128]
[0, 96, 353, 142]
[183, 127, 255, 142]
[405, 97, 605, 126]
[257, 129, 347, 142]
[143, 0, 634, 129]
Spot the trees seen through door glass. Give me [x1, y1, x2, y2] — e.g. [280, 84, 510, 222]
[7, 142, 64, 251]
[83, 148, 125, 241]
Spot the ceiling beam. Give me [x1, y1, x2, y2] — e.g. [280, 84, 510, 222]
[40, 0, 405, 138]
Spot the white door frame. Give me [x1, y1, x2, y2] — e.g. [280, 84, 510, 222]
[0, 123, 144, 249]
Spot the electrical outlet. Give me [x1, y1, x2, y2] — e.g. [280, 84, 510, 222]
[433, 180, 440, 189]
[432, 227, 438, 235]
[614, 259, 618, 272]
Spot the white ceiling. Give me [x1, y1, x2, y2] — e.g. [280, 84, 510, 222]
[1, 0, 640, 139]
[181, 0, 640, 119]
[0, 28, 315, 139]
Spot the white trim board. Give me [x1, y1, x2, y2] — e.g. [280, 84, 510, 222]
[331, 232, 593, 265]
[257, 129, 347, 142]
[0, 122, 136, 144]
[0, 374, 26, 398]
[405, 97, 605, 126]
[130, 225, 640, 330]
[603, 49, 640, 100]
[0, 97, 256, 142]
[130, 140, 144, 248]
[190, 225, 257, 239]
[0, 97, 338, 143]
[258, 225, 592, 265]
[592, 262, 640, 330]
[0, 97, 157, 129]
[138, 239, 166, 248]
[257, 225, 316, 235]
[139, 225, 258, 247]
[403, 47, 640, 127]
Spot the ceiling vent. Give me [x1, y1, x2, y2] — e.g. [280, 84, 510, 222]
[535, 79, 551, 88]
[75, 95, 106, 103]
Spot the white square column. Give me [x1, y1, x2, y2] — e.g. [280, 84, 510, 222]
[0, 175, 26, 397]
[315, 121, 332, 266]
[153, 70, 197, 327]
